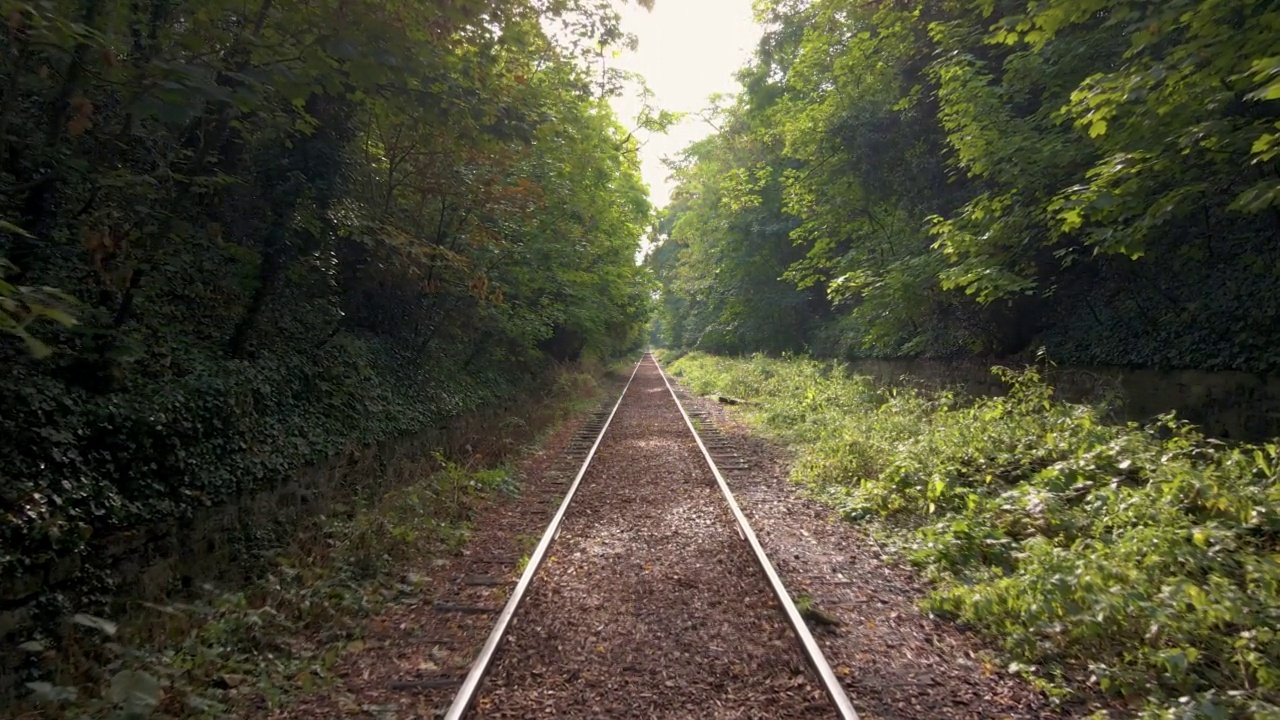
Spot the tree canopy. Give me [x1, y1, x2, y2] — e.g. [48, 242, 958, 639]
[650, 0, 1280, 371]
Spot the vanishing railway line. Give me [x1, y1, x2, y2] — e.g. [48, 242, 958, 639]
[432, 353, 859, 719]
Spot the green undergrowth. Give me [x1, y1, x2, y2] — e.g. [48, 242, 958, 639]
[14, 365, 608, 719]
[666, 352, 1280, 719]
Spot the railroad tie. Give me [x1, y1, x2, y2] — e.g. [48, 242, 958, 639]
[389, 676, 461, 691]
[433, 602, 500, 615]
[460, 574, 512, 587]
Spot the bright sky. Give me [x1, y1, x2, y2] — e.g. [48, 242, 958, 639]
[608, 0, 762, 210]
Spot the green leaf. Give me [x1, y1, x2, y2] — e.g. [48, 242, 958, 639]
[1230, 181, 1280, 213]
[19, 331, 52, 359]
[30, 304, 77, 327]
[71, 613, 118, 636]
[110, 669, 163, 717]
[25, 681, 78, 702]
[0, 220, 34, 238]
[1245, 79, 1280, 102]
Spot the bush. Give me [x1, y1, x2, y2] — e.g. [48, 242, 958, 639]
[668, 352, 1280, 719]
[0, 338, 517, 598]
[14, 456, 520, 718]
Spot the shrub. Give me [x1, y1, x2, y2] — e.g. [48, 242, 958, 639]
[16, 448, 543, 717]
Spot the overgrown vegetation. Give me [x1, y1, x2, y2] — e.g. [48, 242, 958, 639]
[648, 0, 1280, 371]
[669, 352, 1280, 719]
[14, 363, 607, 718]
[17, 459, 504, 718]
[0, 0, 658, 672]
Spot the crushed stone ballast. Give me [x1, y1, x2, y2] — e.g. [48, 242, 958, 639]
[443, 353, 859, 720]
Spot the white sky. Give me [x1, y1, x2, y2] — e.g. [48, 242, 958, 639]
[608, 0, 761, 209]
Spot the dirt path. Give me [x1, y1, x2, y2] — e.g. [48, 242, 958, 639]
[475, 358, 832, 718]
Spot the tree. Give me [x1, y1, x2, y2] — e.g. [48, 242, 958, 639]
[0, 0, 658, 630]
[657, 0, 1280, 371]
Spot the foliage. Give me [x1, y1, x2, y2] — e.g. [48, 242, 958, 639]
[17, 459, 514, 718]
[646, 97, 816, 355]
[13, 363, 605, 717]
[0, 0, 656, 656]
[669, 352, 1280, 719]
[651, 0, 1280, 371]
[0, 251, 77, 356]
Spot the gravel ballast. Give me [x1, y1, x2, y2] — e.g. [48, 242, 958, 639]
[474, 357, 834, 718]
[269, 353, 1092, 720]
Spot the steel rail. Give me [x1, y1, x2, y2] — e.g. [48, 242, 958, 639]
[442, 356, 644, 720]
[652, 352, 862, 720]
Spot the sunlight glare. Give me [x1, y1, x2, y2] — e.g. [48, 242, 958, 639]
[609, 0, 761, 209]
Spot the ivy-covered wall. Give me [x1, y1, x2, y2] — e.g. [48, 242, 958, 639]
[0, 357, 597, 698]
[1, 342, 516, 609]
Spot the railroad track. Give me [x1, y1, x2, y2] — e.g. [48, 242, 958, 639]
[437, 353, 859, 719]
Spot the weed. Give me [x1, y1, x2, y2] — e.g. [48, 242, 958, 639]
[651, 348, 685, 365]
[514, 533, 541, 554]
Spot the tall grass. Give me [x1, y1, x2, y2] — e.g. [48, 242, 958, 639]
[668, 352, 1280, 719]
